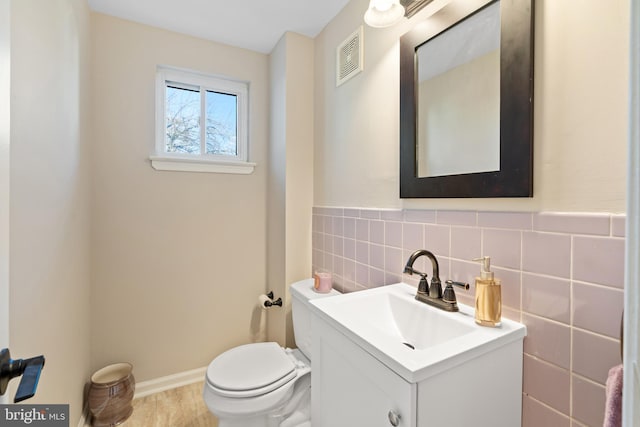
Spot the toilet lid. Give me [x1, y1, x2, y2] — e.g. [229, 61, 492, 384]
[206, 342, 296, 396]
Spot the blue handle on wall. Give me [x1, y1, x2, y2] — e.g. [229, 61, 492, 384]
[0, 348, 46, 403]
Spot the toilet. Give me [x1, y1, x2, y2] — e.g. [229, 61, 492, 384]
[203, 278, 340, 427]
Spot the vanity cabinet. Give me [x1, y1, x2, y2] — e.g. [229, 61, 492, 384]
[311, 317, 416, 426]
[311, 308, 523, 427]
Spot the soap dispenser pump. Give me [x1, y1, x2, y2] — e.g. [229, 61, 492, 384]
[473, 256, 501, 327]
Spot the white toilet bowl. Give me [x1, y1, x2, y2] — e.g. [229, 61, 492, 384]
[202, 279, 340, 427]
[203, 342, 311, 427]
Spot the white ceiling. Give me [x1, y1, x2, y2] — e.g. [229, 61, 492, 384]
[87, 0, 351, 54]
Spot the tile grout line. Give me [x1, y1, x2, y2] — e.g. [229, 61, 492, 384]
[569, 233, 575, 422]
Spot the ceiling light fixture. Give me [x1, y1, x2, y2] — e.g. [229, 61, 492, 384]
[364, 0, 405, 28]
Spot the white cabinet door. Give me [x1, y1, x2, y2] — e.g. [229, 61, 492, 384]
[312, 318, 416, 427]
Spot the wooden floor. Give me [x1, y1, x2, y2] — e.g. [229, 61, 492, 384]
[122, 382, 218, 427]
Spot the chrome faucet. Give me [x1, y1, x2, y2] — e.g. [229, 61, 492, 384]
[404, 249, 469, 312]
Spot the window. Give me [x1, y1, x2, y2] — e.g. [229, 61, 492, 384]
[151, 66, 254, 174]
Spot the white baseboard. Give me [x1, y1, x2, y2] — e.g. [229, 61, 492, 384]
[133, 366, 207, 399]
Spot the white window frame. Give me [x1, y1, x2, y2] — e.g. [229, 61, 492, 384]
[150, 65, 255, 174]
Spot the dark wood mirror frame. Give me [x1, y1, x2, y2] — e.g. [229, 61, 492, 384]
[399, 0, 534, 198]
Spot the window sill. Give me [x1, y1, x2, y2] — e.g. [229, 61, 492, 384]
[149, 156, 256, 174]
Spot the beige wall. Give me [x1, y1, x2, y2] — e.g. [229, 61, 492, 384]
[282, 33, 314, 347]
[9, 0, 92, 423]
[267, 34, 287, 346]
[314, 0, 629, 213]
[90, 14, 270, 381]
[268, 32, 315, 347]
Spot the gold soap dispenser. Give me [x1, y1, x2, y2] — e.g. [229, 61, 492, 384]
[473, 256, 501, 327]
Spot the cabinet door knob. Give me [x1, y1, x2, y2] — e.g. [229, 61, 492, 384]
[388, 410, 401, 426]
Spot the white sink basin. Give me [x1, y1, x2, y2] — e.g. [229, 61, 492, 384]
[310, 282, 526, 383]
[352, 287, 476, 350]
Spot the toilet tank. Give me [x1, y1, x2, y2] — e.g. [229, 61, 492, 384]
[290, 278, 340, 359]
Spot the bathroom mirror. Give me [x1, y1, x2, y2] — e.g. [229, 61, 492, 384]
[400, 0, 534, 198]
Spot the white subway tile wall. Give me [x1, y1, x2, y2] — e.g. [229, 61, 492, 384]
[312, 208, 624, 427]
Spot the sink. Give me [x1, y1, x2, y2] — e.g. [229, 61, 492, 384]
[355, 289, 476, 350]
[310, 282, 526, 383]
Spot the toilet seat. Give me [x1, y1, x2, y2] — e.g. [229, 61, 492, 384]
[206, 342, 298, 398]
[203, 344, 311, 420]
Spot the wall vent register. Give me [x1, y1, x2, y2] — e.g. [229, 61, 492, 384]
[336, 27, 364, 87]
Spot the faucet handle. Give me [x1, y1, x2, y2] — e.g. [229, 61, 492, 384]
[417, 274, 429, 294]
[445, 280, 470, 290]
[442, 280, 469, 304]
[442, 283, 457, 303]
